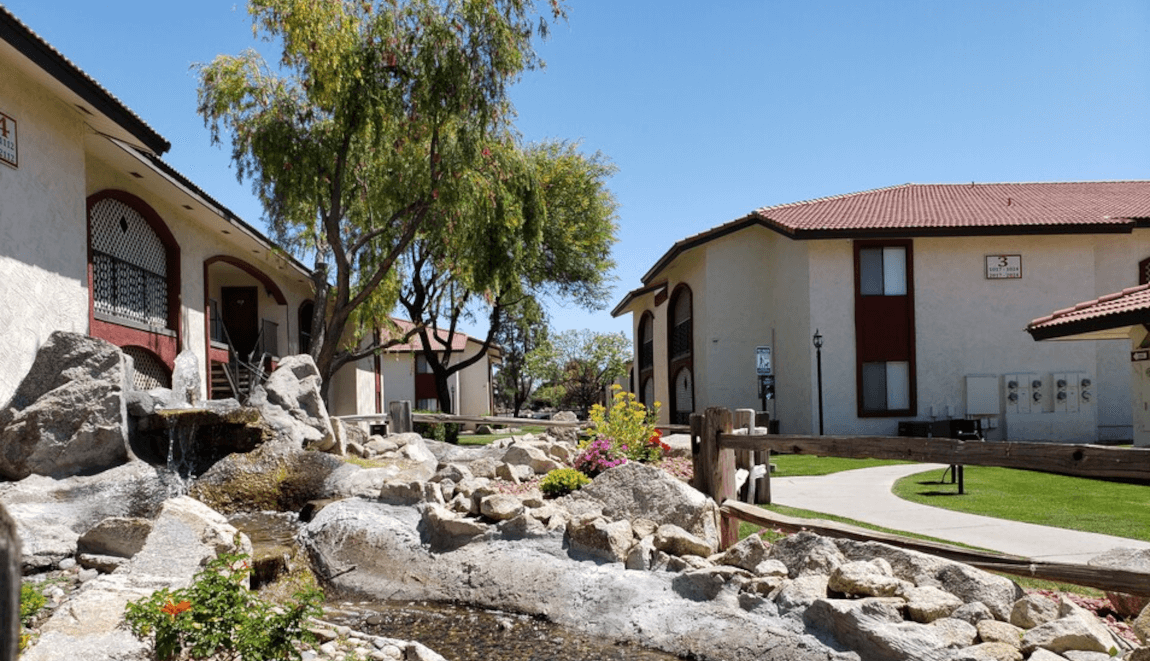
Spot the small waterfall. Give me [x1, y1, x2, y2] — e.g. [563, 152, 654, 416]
[162, 423, 198, 496]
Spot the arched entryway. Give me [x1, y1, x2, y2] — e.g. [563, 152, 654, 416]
[203, 255, 288, 399]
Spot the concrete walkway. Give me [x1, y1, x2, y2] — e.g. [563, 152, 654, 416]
[767, 463, 1150, 564]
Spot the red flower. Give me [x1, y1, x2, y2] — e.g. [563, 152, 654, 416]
[161, 599, 192, 618]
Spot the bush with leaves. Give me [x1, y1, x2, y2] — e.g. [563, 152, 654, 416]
[19, 582, 47, 652]
[587, 385, 664, 462]
[124, 551, 323, 661]
[540, 467, 591, 497]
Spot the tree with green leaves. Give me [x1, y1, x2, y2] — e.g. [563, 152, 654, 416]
[394, 141, 618, 414]
[196, 0, 564, 396]
[492, 297, 551, 416]
[541, 329, 630, 417]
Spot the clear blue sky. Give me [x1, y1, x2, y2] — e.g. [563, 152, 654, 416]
[7, 1, 1150, 339]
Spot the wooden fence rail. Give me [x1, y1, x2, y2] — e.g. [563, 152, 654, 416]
[692, 406, 1150, 594]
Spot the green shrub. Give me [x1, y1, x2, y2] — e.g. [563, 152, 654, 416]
[413, 419, 461, 444]
[20, 582, 46, 625]
[124, 551, 323, 661]
[540, 468, 591, 497]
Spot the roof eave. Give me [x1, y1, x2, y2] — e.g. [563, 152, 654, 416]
[0, 8, 170, 155]
[1027, 310, 1150, 342]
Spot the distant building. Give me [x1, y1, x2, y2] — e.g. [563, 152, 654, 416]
[376, 319, 501, 417]
[613, 181, 1150, 442]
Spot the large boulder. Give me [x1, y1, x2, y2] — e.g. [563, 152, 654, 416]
[0, 332, 132, 480]
[21, 496, 248, 661]
[190, 440, 344, 514]
[0, 461, 170, 570]
[1087, 547, 1150, 618]
[566, 462, 720, 546]
[804, 598, 953, 661]
[300, 498, 846, 661]
[250, 355, 334, 449]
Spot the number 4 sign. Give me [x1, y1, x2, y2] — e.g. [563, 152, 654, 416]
[0, 111, 17, 169]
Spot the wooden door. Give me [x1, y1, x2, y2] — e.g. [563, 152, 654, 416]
[222, 286, 259, 358]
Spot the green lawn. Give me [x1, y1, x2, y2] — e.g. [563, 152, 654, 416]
[457, 424, 549, 446]
[770, 454, 907, 477]
[892, 466, 1150, 543]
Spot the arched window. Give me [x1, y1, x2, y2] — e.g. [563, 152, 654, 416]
[89, 193, 176, 330]
[638, 312, 654, 406]
[298, 301, 315, 355]
[667, 285, 693, 425]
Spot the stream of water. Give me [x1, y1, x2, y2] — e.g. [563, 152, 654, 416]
[227, 513, 688, 661]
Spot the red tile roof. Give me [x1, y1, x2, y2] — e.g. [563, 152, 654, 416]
[634, 181, 1150, 287]
[1026, 284, 1150, 341]
[754, 181, 1150, 234]
[379, 318, 505, 356]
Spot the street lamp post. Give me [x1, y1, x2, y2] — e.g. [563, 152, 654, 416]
[813, 329, 824, 436]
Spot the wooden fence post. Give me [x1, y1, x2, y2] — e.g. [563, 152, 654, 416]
[734, 409, 755, 502]
[756, 412, 771, 505]
[388, 400, 412, 434]
[689, 412, 706, 493]
[702, 407, 738, 550]
[0, 503, 18, 661]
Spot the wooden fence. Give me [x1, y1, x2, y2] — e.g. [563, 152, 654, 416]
[690, 406, 1150, 596]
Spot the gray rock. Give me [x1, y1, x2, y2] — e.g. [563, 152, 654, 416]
[365, 437, 400, 455]
[568, 462, 719, 547]
[715, 534, 770, 572]
[1011, 593, 1061, 629]
[479, 494, 524, 521]
[904, 586, 963, 623]
[434, 464, 474, 483]
[21, 496, 248, 661]
[77, 517, 152, 558]
[775, 574, 831, 614]
[301, 499, 843, 661]
[625, 536, 658, 571]
[468, 456, 500, 479]
[835, 538, 1022, 621]
[124, 390, 155, 417]
[1021, 614, 1122, 656]
[0, 332, 132, 480]
[951, 602, 996, 625]
[827, 559, 910, 598]
[673, 566, 752, 601]
[1135, 600, 1150, 644]
[549, 411, 580, 444]
[1062, 652, 1112, 661]
[567, 516, 632, 563]
[929, 618, 978, 648]
[654, 523, 716, 558]
[977, 620, 1024, 648]
[77, 553, 126, 573]
[502, 444, 561, 474]
[771, 531, 847, 578]
[804, 597, 951, 661]
[423, 504, 489, 549]
[948, 642, 1023, 661]
[379, 481, 428, 506]
[251, 355, 335, 449]
[0, 461, 169, 569]
[1088, 547, 1150, 618]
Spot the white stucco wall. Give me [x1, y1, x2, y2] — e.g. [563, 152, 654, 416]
[0, 60, 90, 404]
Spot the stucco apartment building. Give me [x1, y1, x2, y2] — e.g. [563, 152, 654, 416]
[0, 7, 378, 412]
[613, 181, 1150, 443]
[377, 319, 502, 417]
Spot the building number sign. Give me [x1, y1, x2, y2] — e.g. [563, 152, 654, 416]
[0, 111, 16, 169]
[985, 254, 1021, 279]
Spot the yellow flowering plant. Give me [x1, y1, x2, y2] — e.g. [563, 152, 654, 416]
[586, 385, 663, 463]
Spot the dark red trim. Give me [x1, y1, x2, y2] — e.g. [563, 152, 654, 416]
[86, 190, 181, 369]
[91, 318, 178, 367]
[853, 239, 917, 418]
[203, 255, 288, 305]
